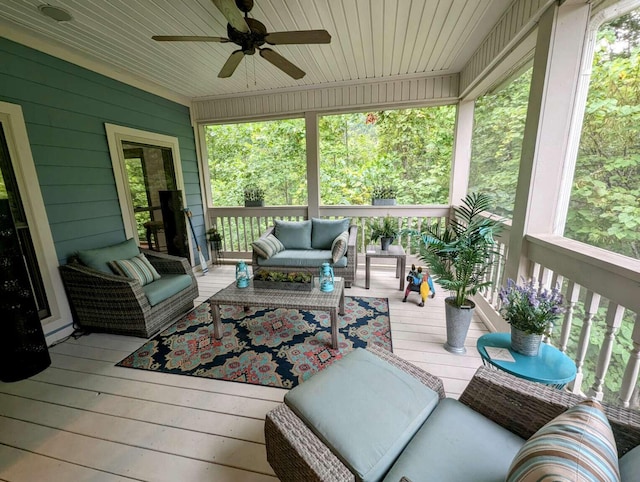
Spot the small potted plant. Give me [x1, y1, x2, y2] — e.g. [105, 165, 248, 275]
[253, 269, 313, 291]
[499, 278, 565, 356]
[206, 227, 222, 252]
[367, 215, 399, 250]
[371, 185, 397, 206]
[244, 184, 265, 207]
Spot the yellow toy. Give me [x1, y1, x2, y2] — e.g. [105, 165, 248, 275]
[402, 264, 435, 307]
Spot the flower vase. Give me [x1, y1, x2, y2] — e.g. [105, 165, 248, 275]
[510, 327, 542, 356]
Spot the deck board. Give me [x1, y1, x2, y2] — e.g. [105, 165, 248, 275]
[0, 261, 487, 481]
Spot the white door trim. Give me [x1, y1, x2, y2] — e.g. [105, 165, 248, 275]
[0, 101, 73, 344]
[104, 123, 193, 263]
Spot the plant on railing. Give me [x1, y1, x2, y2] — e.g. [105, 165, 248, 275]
[499, 278, 565, 335]
[244, 184, 265, 207]
[371, 185, 397, 200]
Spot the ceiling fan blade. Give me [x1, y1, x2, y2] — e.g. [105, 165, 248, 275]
[218, 50, 245, 78]
[211, 0, 250, 33]
[265, 30, 331, 45]
[259, 48, 305, 79]
[152, 35, 229, 42]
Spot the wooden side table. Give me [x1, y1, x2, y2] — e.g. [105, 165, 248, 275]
[476, 332, 577, 388]
[365, 245, 407, 291]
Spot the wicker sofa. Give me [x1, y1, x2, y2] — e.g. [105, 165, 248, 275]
[265, 346, 640, 482]
[60, 241, 198, 338]
[252, 219, 358, 288]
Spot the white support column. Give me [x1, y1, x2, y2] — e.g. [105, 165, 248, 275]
[449, 100, 474, 206]
[305, 112, 320, 219]
[505, 2, 591, 282]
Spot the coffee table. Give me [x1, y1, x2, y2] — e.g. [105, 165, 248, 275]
[365, 245, 407, 291]
[476, 332, 577, 388]
[209, 278, 345, 349]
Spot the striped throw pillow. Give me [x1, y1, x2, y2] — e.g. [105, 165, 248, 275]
[109, 253, 161, 286]
[506, 400, 620, 482]
[252, 234, 285, 260]
[331, 230, 349, 263]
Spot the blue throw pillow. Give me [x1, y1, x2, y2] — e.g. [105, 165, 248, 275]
[311, 218, 350, 249]
[274, 220, 312, 249]
[77, 238, 139, 273]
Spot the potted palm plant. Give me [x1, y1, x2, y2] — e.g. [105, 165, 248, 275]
[367, 215, 399, 250]
[412, 192, 503, 354]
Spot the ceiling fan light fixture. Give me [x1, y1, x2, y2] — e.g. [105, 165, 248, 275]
[37, 4, 73, 22]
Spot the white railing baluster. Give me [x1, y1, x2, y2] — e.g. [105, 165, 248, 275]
[619, 313, 640, 408]
[559, 281, 581, 353]
[569, 291, 600, 395]
[589, 302, 625, 401]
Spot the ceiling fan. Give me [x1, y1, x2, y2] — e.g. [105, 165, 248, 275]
[152, 0, 331, 80]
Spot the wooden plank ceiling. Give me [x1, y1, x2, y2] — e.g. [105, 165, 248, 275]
[0, 0, 512, 100]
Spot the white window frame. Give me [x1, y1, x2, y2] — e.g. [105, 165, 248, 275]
[105, 123, 193, 264]
[0, 101, 72, 343]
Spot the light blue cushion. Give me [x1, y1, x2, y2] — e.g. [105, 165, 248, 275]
[77, 238, 139, 274]
[256, 249, 347, 268]
[284, 348, 440, 482]
[383, 398, 525, 482]
[620, 444, 640, 482]
[274, 220, 312, 249]
[142, 274, 193, 306]
[311, 218, 350, 249]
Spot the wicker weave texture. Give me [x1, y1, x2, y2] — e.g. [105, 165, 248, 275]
[252, 225, 358, 288]
[60, 250, 198, 338]
[266, 353, 640, 481]
[264, 346, 445, 481]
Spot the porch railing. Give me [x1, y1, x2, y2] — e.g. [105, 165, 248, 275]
[208, 205, 450, 259]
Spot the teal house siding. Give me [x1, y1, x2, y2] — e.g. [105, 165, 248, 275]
[0, 37, 207, 264]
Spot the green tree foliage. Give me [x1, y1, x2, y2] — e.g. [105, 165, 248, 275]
[319, 107, 455, 205]
[469, 68, 532, 217]
[206, 119, 307, 206]
[566, 22, 640, 260]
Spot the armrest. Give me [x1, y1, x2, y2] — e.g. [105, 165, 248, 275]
[59, 263, 149, 308]
[459, 366, 640, 456]
[142, 249, 193, 276]
[346, 224, 358, 268]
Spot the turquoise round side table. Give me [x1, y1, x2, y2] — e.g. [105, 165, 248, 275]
[476, 332, 577, 388]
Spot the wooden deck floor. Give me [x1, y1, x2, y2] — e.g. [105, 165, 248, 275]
[0, 260, 488, 481]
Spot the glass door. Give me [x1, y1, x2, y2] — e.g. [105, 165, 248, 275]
[0, 123, 50, 320]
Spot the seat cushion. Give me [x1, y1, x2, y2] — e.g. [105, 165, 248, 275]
[311, 218, 350, 249]
[284, 348, 440, 482]
[256, 249, 348, 268]
[506, 400, 620, 482]
[383, 398, 526, 482]
[143, 274, 193, 306]
[620, 444, 640, 482]
[274, 220, 312, 249]
[77, 238, 139, 273]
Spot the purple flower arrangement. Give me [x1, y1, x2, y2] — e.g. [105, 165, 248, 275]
[498, 278, 565, 335]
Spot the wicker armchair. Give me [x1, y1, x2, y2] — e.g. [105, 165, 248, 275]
[60, 249, 198, 338]
[252, 224, 358, 288]
[265, 347, 640, 482]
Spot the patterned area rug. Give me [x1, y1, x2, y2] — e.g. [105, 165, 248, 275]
[117, 296, 391, 389]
